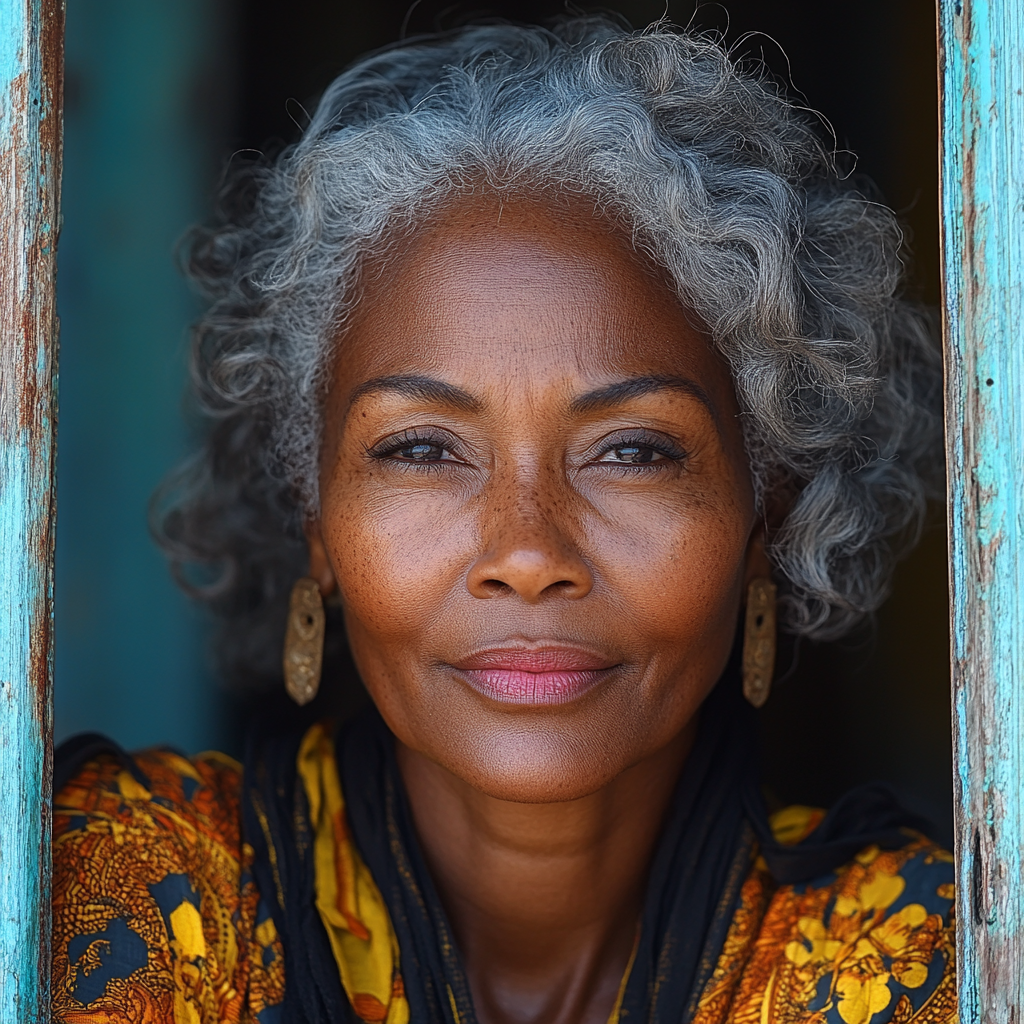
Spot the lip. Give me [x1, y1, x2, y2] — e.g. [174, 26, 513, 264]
[451, 646, 618, 705]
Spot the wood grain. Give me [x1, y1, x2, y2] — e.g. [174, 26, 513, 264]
[0, 1, 62, 1020]
[939, 0, 1024, 1016]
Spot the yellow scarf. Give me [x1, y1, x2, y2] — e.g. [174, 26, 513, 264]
[298, 723, 411, 1024]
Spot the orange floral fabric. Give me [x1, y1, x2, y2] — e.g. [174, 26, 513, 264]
[52, 747, 955, 1024]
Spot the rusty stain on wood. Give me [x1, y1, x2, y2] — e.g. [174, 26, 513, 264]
[939, 0, 1024, 1018]
[0, 0, 63, 1020]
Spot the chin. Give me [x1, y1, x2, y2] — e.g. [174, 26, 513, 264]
[422, 716, 645, 803]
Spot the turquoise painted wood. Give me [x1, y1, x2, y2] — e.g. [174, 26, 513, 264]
[939, 0, 1024, 1016]
[0, 0, 62, 1020]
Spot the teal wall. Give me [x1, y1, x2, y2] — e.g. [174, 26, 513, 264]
[55, 0, 229, 754]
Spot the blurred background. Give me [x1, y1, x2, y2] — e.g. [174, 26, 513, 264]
[54, 0, 952, 842]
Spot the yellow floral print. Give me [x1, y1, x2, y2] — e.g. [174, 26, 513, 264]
[52, 734, 956, 1024]
[692, 835, 956, 1024]
[775, 852, 950, 1024]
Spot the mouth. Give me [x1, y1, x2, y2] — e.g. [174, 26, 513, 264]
[450, 645, 619, 705]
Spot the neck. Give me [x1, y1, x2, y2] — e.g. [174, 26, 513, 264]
[395, 724, 695, 1024]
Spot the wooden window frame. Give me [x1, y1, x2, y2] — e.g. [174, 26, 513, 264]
[0, 1, 62, 1022]
[0, 0, 1020, 1018]
[939, 0, 1024, 1014]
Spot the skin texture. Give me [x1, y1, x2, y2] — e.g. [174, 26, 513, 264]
[307, 194, 770, 1024]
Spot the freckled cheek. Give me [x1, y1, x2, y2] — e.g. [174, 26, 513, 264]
[322, 487, 480, 636]
[593, 507, 748, 645]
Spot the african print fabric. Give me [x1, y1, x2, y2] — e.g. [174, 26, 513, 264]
[52, 747, 286, 1023]
[52, 732, 956, 1024]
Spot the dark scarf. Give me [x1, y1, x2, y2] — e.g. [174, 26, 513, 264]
[241, 665, 927, 1024]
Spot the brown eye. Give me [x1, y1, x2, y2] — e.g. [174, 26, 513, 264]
[366, 429, 466, 466]
[599, 444, 664, 464]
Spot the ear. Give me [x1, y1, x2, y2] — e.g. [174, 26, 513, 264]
[743, 523, 772, 588]
[303, 518, 338, 598]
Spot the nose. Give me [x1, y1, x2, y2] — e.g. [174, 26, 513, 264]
[466, 481, 594, 603]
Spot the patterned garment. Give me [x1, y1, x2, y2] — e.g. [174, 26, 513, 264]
[690, 820, 958, 1024]
[52, 749, 286, 1023]
[52, 729, 956, 1024]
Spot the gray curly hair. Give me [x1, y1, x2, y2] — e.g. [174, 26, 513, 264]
[155, 16, 942, 687]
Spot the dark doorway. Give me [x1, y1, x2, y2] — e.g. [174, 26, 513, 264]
[228, 0, 950, 840]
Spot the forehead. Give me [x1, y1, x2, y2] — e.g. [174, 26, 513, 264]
[335, 195, 725, 391]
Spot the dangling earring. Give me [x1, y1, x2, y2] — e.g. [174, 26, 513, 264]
[283, 577, 325, 706]
[743, 577, 777, 708]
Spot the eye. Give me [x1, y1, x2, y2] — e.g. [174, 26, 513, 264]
[597, 444, 667, 465]
[590, 432, 686, 468]
[394, 442, 450, 462]
[365, 429, 464, 466]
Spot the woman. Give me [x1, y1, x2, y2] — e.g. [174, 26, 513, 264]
[51, 18, 955, 1024]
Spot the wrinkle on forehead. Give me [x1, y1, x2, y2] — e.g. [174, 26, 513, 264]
[354, 190, 679, 320]
[328, 191, 734, 428]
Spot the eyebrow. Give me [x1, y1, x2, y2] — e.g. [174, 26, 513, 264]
[348, 374, 482, 412]
[346, 371, 718, 424]
[570, 374, 718, 421]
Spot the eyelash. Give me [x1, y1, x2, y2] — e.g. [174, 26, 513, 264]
[365, 429, 465, 467]
[591, 431, 688, 470]
[366, 429, 687, 470]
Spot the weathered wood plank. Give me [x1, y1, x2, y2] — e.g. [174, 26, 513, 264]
[939, 0, 1024, 1016]
[0, 0, 63, 1020]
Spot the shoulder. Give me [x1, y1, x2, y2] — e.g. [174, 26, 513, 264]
[719, 827, 955, 1024]
[51, 744, 285, 1023]
[53, 744, 246, 847]
[770, 837, 956, 1023]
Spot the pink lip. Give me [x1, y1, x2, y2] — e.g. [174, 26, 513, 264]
[451, 647, 617, 705]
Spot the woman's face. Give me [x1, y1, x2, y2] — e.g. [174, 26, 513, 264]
[310, 196, 763, 802]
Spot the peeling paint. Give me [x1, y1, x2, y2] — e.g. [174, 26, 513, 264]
[0, 1, 62, 1022]
[939, 0, 1024, 1019]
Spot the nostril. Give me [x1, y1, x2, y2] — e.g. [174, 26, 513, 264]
[480, 578, 512, 595]
[467, 545, 593, 601]
[472, 575, 581, 600]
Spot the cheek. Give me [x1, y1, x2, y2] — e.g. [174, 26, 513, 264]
[321, 477, 477, 640]
[585, 488, 751, 646]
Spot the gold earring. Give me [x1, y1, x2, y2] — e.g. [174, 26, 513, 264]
[283, 577, 325, 706]
[742, 577, 777, 708]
